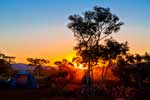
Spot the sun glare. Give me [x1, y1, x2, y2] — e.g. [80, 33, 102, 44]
[73, 63, 87, 70]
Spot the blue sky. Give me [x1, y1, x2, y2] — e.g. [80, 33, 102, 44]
[0, 0, 150, 63]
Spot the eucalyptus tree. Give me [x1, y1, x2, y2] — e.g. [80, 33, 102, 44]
[68, 6, 124, 91]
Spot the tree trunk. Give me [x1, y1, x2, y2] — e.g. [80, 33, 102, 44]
[100, 61, 111, 89]
[87, 59, 91, 93]
[103, 65, 109, 81]
[101, 65, 105, 82]
[103, 61, 112, 81]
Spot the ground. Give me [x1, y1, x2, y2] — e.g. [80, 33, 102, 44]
[0, 83, 150, 100]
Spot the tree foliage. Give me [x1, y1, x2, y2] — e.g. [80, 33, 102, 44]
[68, 6, 124, 65]
[99, 38, 129, 61]
[143, 52, 150, 63]
[0, 53, 14, 77]
[27, 58, 49, 66]
[68, 6, 124, 91]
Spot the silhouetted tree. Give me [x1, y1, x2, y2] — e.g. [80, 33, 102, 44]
[27, 58, 49, 66]
[134, 54, 143, 64]
[54, 59, 73, 68]
[134, 53, 150, 88]
[54, 61, 62, 66]
[54, 59, 76, 88]
[0, 53, 14, 77]
[99, 38, 129, 82]
[72, 56, 86, 67]
[27, 58, 49, 77]
[68, 6, 124, 91]
[126, 53, 135, 64]
[143, 52, 150, 63]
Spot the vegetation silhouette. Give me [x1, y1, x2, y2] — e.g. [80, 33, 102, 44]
[112, 52, 150, 88]
[27, 58, 49, 66]
[0, 5, 150, 100]
[68, 6, 124, 93]
[0, 52, 14, 77]
[27, 58, 49, 77]
[98, 37, 129, 83]
[53, 59, 77, 90]
[144, 52, 150, 63]
[0, 52, 15, 88]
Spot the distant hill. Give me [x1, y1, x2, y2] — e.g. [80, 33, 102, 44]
[11, 63, 52, 72]
[11, 63, 36, 71]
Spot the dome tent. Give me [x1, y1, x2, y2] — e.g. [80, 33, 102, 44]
[10, 70, 38, 88]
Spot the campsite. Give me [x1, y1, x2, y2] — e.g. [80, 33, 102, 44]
[1, 60, 150, 100]
[0, 0, 150, 100]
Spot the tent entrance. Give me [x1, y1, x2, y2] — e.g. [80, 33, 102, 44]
[16, 75, 28, 87]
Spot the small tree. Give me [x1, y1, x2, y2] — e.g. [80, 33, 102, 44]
[27, 58, 49, 77]
[0, 53, 14, 77]
[143, 52, 150, 63]
[99, 38, 129, 82]
[54, 59, 74, 68]
[113, 56, 132, 86]
[134, 54, 143, 64]
[126, 53, 135, 64]
[27, 58, 49, 66]
[54, 59, 76, 88]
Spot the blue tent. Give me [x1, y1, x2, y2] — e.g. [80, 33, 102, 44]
[10, 70, 38, 88]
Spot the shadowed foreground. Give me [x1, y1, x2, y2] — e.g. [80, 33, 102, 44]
[0, 84, 150, 100]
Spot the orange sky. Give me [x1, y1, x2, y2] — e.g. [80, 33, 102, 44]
[0, 0, 150, 65]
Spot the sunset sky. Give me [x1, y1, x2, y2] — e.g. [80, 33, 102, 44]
[0, 0, 150, 64]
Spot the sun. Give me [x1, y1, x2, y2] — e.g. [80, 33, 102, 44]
[73, 63, 87, 70]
